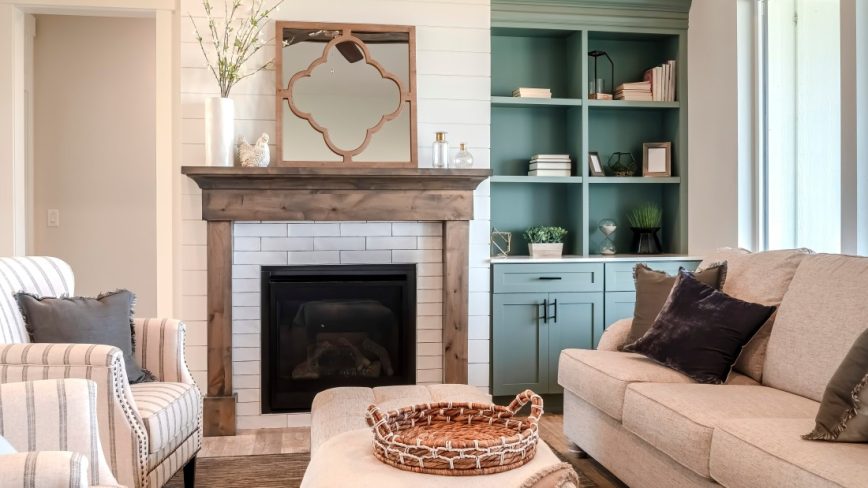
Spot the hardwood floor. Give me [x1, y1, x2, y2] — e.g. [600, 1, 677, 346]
[200, 414, 625, 487]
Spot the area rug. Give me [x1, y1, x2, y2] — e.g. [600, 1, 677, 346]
[164, 453, 310, 488]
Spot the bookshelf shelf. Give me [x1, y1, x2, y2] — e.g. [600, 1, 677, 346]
[491, 175, 583, 184]
[587, 100, 680, 109]
[491, 96, 583, 107]
[588, 176, 680, 184]
[490, 0, 689, 259]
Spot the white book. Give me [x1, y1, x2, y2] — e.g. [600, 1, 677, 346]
[531, 154, 571, 161]
[668, 60, 677, 101]
[663, 63, 670, 102]
[529, 169, 571, 176]
[530, 162, 572, 170]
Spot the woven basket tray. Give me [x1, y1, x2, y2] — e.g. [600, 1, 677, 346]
[365, 389, 543, 476]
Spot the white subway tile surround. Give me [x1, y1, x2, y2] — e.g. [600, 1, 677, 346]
[180, 0, 492, 430]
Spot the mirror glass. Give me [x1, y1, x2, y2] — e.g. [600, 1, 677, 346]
[280, 27, 414, 165]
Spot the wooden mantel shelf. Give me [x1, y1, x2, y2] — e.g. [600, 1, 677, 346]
[182, 165, 489, 436]
[181, 166, 490, 191]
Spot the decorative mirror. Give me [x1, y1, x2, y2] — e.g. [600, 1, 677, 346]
[276, 21, 417, 167]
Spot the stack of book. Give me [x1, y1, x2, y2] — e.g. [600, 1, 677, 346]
[643, 60, 677, 101]
[614, 81, 652, 101]
[512, 87, 552, 99]
[614, 60, 677, 102]
[528, 154, 572, 176]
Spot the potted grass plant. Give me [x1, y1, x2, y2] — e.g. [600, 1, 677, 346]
[627, 203, 663, 254]
[523, 226, 568, 258]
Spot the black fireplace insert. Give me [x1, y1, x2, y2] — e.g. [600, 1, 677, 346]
[261, 264, 416, 412]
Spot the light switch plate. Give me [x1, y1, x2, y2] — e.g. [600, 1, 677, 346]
[47, 209, 60, 227]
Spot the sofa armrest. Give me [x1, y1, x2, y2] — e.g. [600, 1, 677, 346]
[133, 318, 195, 385]
[0, 451, 91, 487]
[596, 318, 633, 351]
[0, 344, 148, 488]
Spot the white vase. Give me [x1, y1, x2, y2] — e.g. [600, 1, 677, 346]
[204, 97, 235, 167]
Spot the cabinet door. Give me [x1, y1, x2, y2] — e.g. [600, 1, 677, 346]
[492, 293, 549, 396]
[605, 291, 637, 327]
[547, 292, 604, 392]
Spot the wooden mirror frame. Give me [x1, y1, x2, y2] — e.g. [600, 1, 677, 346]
[275, 21, 418, 168]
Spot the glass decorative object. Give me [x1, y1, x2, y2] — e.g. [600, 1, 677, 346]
[598, 219, 617, 255]
[491, 228, 512, 257]
[432, 131, 449, 168]
[452, 143, 474, 168]
[588, 50, 614, 100]
[607, 152, 638, 177]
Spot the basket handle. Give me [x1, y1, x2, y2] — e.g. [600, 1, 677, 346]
[507, 389, 544, 424]
[365, 404, 394, 438]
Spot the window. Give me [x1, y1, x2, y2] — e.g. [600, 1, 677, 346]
[761, 0, 842, 253]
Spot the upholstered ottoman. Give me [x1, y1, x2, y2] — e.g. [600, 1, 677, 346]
[304, 384, 580, 487]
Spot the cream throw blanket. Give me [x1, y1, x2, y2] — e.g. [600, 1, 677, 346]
[301, 428, 580, 487]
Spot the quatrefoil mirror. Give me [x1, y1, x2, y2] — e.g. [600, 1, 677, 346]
[276, 21, 417, 167]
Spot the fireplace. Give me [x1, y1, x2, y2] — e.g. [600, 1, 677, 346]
[260, 264, 417, 412]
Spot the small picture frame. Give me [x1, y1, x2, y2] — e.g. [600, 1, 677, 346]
[643, 142, 672, 177]
[588, 151, 605, 177]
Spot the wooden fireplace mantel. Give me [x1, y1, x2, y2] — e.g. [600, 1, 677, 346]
[182, 166, 490, 436]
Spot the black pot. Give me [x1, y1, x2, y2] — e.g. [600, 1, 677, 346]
[631, 227, 663, 254]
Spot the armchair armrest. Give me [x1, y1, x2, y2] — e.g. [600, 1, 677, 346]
[0, 345, 147, 488]
[0, 451, 91, 487]
[596, 318, 633, 351]
[0, 378, 121, 487]
[133, 318, 195, 385]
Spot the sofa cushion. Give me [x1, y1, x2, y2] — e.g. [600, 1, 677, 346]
[699, 248, 812, 382]
[622, 383, 818, 478]
[130, 382, 200, 461]
[558, 350, 759, 423]
[763, 253, 868, 402]
[710, 418, 868, 488]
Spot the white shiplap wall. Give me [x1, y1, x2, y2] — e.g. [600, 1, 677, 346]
[179, 0, 491, 428]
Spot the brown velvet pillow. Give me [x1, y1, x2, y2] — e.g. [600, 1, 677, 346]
[620, 262, 727, 350]
[803, 328, 868, 442]
[623, 271, 776, 384]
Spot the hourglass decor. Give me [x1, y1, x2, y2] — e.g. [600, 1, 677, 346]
[598, 219, 617, 255]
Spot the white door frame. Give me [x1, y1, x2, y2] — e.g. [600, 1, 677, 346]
[0, 0, 179, 317]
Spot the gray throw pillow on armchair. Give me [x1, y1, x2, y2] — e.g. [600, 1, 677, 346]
[15, 290, 154, 384]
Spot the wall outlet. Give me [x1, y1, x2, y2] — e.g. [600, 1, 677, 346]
[47, 209, 60, 227]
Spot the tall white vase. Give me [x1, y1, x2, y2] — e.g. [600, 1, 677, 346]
[204, 97, 235, 167]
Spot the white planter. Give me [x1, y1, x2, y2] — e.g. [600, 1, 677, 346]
[528, 243, 564, 259]
[204, 97, 235, 167]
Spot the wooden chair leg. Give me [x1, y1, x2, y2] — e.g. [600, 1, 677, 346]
[183, 456, 197, 488]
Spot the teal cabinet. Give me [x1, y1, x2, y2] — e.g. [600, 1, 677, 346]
[491, 293, 549, 395]
[605, 291, 637, 326]
[492, 291, 602, 396]
[548, 292, 604, 392]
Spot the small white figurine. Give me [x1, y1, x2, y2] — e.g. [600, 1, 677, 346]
[238, 133, 270, 167]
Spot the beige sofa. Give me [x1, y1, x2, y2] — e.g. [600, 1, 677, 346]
[558, 249, 868, 488]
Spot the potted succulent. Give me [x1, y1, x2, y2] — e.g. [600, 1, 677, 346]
[523, 226, 568, 258]
[627, 203, 663, 254]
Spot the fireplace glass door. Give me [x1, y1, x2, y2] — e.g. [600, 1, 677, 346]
[261, 265, 416, 412]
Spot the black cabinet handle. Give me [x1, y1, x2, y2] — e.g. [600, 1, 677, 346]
[538, 276, 562, 281]
[549, 299, 558, 322]
[540, 299, 549, 324]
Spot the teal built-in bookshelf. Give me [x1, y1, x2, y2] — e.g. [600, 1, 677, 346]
[490, 0, 692, 257]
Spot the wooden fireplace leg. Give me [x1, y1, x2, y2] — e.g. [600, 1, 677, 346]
[204, 220, 236, 436]
[442, 220, 469, 384]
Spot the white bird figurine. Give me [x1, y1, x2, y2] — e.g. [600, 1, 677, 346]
[238, 133, 270, 167]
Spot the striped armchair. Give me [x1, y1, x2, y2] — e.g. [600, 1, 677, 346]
[0, 379, 120, 487]
[0, 257, 201, 488]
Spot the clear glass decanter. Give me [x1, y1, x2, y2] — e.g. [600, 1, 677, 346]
[452, 143, 474, 168]
[432, 131, 449, 168]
